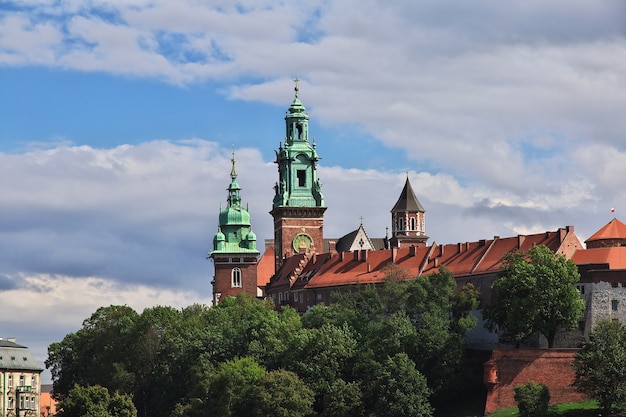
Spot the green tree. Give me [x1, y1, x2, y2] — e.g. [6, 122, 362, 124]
[57, 384, 136, 417]
[46, 306, 140, 398]
[250, 369, 315, 417]
[366, 353, 433, 417]
[572, 319, 626, 415]
[484, 245, 585, 347]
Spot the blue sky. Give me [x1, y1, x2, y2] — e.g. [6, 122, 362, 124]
[1, 0, 626, 382]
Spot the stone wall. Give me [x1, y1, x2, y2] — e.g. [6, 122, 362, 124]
[484, 349, 588, 415]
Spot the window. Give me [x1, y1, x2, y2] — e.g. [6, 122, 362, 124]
[279, 292, 283, 302]
[31, 397, 35, 409]
[284, 291, 289, 301]
[7, 397, 14, 409]
[300, 293, 304, 303]
[19, 375, 24, 386]
[297, 170, 306, 187]
[8, 375, 12, 388]
[410, 217, 416, 230]
[19, 396, 24, 410]
[231, 268, 242, 288]
[31, 376, 36, 387]
[612, 299, 619, 311]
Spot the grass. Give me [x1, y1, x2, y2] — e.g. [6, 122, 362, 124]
[487, 400, 601, 417]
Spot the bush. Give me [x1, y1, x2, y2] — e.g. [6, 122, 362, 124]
[514, 381, 550, 417]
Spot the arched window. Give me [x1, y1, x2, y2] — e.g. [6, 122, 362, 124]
[231, 268, 242, 288]
[410, 217, 416, 231]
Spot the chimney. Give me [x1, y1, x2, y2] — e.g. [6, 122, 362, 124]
[339, 251, 344, 261]
[367, 263, 371, 273]
[440, 245, 444, 257]
[518, 235, 526, 248]
[392, 247, 398, 263]
[479, 239, 486, 246]
[8, 337, 16, 343]
[361, 249, 368, 262]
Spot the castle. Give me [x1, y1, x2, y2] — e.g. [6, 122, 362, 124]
[208, 83, 626, 349]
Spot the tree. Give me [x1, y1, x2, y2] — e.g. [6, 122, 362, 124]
[484, 245, 585, 347]
[56, 384, 136, 417]
[572, 319, 626, 415]
[46, 306, 140, 398]
[365, 353, 433, 417]
[250, 369, 315, 417]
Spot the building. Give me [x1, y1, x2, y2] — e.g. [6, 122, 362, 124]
[270, 80, 326, 273]
[0, 338, 42, 417]
[572, 217, 626, 334]
[209, 83, 626, 350]
[208, 152, 262, 305]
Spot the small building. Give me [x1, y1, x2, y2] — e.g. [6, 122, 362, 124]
[0, 338, 43, 417]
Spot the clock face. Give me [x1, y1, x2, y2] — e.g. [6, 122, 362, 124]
[292, 233, 313, 253]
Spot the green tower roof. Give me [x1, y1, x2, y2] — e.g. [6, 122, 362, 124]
[209, 152, 259, 257]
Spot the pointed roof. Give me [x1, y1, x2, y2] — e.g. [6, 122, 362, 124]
[335, 223, 376, 252]
[391, 176, 425, 213]
[586, 218, 626, 243]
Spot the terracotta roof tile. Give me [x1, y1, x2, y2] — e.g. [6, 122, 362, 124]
[572, 247, 626, 269]
[586, 218, 626, 243]
[256, 246, 275, 287]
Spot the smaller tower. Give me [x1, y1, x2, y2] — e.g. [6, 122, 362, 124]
[389, 175, 428, 248]
[208, 152, 260, 305]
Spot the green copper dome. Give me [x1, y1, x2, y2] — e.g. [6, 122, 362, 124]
[208, 152, 260, 257]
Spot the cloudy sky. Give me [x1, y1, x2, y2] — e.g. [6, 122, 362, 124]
[1, 0, 625, 381]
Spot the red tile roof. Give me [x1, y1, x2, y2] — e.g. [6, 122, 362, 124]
[264, 227, 582, 293]
[586, 218, 626, 243]
[572, 247, 626, 269]
[257, 246, 275, 288]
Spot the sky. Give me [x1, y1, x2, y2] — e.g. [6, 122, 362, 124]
[1, 0, 626, 382]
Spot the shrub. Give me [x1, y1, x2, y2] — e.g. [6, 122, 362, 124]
[514, 381, 550, 417]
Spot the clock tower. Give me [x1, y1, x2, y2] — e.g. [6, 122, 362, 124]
[270, 80, 326, 271]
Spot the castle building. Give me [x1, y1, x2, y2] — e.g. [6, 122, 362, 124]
[209, 83, 626, 351]
[208, 152, 261, 305]
[0, 338, 42, 417]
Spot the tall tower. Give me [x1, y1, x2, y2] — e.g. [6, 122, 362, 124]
[389, 175, 428, 248]
[208, 152, 260, 305]
[270, 80, 326, 271]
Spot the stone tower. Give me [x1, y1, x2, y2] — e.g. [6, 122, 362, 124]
[389, 175, 428, 248]
[270, 80, 326, 271]
[208, 152, 260, 305]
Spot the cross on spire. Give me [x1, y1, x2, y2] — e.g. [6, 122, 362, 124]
[293, 77, 300, 97]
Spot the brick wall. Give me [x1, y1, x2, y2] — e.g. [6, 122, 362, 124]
[484, 349, 589, 414]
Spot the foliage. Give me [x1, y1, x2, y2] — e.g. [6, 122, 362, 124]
[47, 274, 479, 417]
[514, 381, 550, 417]
[572, 319, 626, 415]
[367, 353, 433, 417]
[484, 245, 584, 347]
[56, 384, 136, 417]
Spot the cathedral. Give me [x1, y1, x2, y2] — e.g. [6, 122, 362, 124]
[208, 82, 626, 350]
